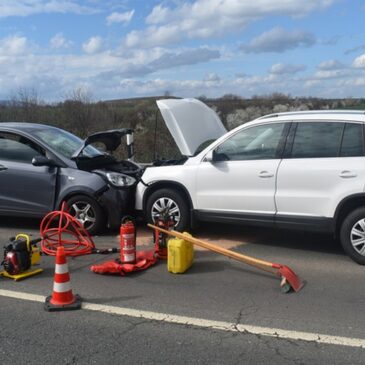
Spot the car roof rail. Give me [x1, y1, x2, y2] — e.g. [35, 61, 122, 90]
[258, 110, 365, 120]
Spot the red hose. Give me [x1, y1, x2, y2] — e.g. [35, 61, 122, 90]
[40, 202, 95, 256]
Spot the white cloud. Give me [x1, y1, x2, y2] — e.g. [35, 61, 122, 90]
[106, 10, 134, 25]
[318, 59, 345, 70]
[82, 36, 103, 54]
[94, 47, 221, 80]
[203, 73, 221, 82]
[126, 25, 181, 48]
[50, 33, 72, 49]
[338, 77, 365, 87]
[125, 0, 332, 48]
[269, 63, 306, 74]
[353, 54, 365, 68]
[345, 44, 365, 55]
[146, 5, 170, 24]
[0, 35, 28, 55]
[116, 78, 222, 97]
[312, 69, 350, 79]
[1, 46, 365, 101]
[242, 27, 316, 53]
[149, 48, 220, 70]
[0, 0, 97, 18]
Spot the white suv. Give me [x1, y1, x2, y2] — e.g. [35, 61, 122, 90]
[136, 98, 365, 264]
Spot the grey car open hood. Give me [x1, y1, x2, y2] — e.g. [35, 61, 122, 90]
[72, 128, 133, 159]
[156, 98, 227, 156]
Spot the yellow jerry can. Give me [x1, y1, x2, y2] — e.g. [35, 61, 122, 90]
[167, 233, 194, 274]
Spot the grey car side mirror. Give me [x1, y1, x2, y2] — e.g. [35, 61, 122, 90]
[32, 156, 59, 167]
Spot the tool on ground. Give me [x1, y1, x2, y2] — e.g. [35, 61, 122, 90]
[40, 202, 95, 256]
[148, 224, 304, 293]
[45, 245, 82, 311]
[153, 211, 175, 259]
[0, 234, 43, 281]
[167, 233, 194, 274]
[120, 216, 136, 263]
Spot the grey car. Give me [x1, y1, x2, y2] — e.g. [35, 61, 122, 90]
[0, 123, 142, 234]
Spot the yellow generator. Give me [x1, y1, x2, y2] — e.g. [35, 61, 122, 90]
[167, 233, 194, 274]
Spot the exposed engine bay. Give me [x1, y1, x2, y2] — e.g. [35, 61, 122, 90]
[72, 128, 144, 181]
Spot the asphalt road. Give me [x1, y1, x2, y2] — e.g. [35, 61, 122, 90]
[0, 217, 365, 364]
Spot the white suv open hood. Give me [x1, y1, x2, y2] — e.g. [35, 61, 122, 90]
[156, 98, 227, 156]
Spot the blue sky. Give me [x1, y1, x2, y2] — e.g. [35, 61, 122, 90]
[1, 0, 365, 101]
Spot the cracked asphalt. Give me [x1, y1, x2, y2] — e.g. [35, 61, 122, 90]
[1, 217, 365, 364]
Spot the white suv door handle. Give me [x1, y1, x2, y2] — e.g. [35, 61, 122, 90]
[258, 171, 274, 178]
[339, 170, 357, 178]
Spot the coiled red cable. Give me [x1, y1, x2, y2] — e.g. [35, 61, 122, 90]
[40, 202, 95, 256]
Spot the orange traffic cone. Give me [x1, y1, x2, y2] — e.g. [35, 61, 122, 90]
[44, 246, 82, 311]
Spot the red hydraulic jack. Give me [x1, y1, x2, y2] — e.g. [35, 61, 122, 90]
[148, 224, 304, 293]
[153, 213, 175, 259]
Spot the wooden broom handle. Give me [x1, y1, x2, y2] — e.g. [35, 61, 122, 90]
[148, 224, 276, 272]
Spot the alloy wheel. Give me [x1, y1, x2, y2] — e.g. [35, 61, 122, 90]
[69, 201, 96, 231]
[151, 197, 181, 226]
[350, 218, 365, 256]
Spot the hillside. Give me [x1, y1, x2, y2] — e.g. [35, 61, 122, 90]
[1, 92, 365, 162]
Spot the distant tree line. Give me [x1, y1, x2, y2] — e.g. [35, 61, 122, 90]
[1, 88, 364, 162]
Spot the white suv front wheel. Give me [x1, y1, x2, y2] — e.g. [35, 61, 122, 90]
[146, 188, 189, 232]
[340, 207, 365, 265]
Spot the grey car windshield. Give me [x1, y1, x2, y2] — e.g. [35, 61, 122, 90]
[32, 128, 102, 159]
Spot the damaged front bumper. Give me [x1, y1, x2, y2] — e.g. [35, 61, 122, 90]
[98, 185, 136, 228]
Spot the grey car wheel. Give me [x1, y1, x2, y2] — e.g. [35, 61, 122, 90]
[66, 195, 104, 235]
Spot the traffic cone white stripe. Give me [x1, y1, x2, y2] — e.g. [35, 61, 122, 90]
[55, 263, 69, 274]
[53, 281, 71, 293]
[44, 246, 82, 311]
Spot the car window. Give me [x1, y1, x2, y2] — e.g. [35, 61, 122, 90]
[340, 123, 364, 157]
[0, 132, 44, 163]
[291, 122, 344, 158]
[214, 123, 286, 161]
[32, 128, 102, 159]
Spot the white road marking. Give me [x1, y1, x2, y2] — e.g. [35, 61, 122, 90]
[1, 289, 364, 348]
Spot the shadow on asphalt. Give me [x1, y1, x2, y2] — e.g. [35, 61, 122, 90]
[194, 222, 344, 256]
[187, 259, 228, 274]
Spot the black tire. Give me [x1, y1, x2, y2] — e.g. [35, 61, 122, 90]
[340, 207, 365, 265]
[146, 188, 190, 232]
[66, 195, 105, 235]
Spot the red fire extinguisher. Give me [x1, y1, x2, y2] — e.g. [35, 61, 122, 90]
[120, 216, 136, 264]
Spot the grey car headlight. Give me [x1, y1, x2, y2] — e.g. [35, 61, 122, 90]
[106, 172, 136, 187]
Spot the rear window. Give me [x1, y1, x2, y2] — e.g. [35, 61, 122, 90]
[340, 123, 364, 157]
[291, 122, 344, 158]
